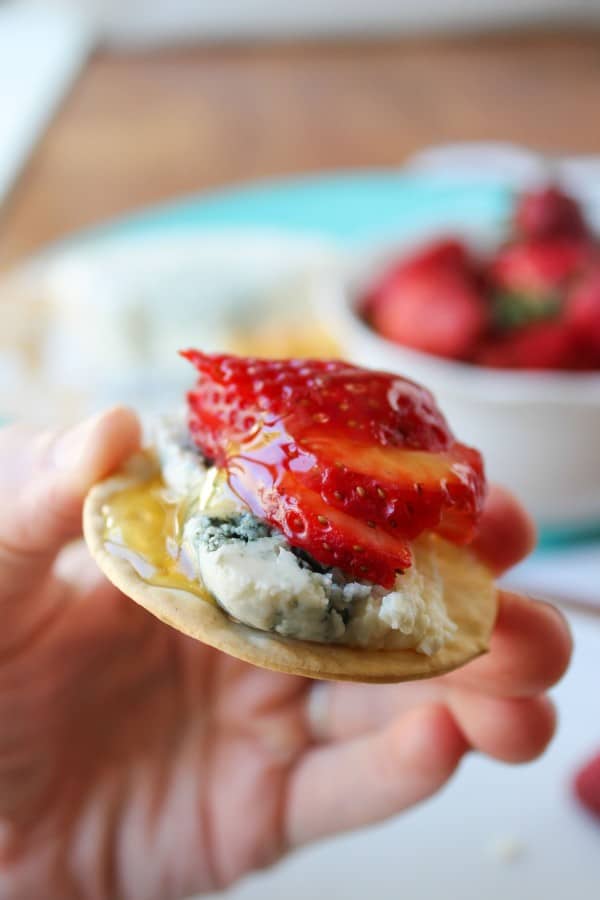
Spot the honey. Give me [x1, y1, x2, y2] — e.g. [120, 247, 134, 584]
[101, 477, 213, 603]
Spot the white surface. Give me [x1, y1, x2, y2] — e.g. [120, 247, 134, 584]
[0, 3, 93, 206]
[60, 0, 600, 46]
[505, 541, 600, 609]
[200, 612, 600, 900]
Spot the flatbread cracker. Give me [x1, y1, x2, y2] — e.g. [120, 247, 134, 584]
[83, 458, 497, 683]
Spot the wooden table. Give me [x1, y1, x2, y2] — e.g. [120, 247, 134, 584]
[2, 29, 600, 268]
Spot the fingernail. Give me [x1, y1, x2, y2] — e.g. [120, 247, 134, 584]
[52, 413, 102, 470]
[534, 596, 572, 632]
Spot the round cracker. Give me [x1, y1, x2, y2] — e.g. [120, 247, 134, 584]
[83, 456, 497, 683]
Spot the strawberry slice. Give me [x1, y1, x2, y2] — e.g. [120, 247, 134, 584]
[183, 352, 454, 457]
[514, 186, 588, 241]
[182, 353, 485, 584]
[293, 431, 484, 543]
[228, 461, 411, 587]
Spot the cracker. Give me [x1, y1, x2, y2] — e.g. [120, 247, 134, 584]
[84, 458, 497, 683]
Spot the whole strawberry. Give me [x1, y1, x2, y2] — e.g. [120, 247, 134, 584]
[566, 268, 600, 358]
[490, 238, 592, 302]
[367, 239, 487, 360]
[488, 237, 594, 335]
[514, 185, 589, 241]
[574, 751, 600, 821]
[475, 320, 575, 370]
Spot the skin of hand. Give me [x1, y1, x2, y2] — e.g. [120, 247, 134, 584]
[0, 408, 572, 900]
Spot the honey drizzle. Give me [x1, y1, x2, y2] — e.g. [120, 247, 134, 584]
[101, 477, 213, 603]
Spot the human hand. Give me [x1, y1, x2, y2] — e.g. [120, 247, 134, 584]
[0, 409, 571, 900]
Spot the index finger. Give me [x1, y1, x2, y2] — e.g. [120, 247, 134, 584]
[0, 407, 140, 602]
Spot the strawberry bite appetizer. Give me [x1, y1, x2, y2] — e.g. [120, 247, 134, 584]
[363, 185, 600, 370]
[84, 354, 496, 682]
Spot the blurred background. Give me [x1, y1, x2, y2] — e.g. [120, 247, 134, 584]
[1, 1, 600, 897]
[4, 0, 600, 267]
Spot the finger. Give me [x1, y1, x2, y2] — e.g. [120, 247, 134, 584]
[0, 407, 140, 603]
[305, 591, 571, 744]
[445, 591, 572, 697]
[446, 690, 556, 763]
[472, 485, 536, 574]
[306, 680, 441, 743]
[287, 704, 467, 848]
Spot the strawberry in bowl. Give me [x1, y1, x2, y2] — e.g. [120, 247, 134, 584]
[362, 185, 600, 371]
[83, 353, 496, 683]
[365, 239, 489, 360]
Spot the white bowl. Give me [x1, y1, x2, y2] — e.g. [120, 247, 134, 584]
[317, 225, 600, 532]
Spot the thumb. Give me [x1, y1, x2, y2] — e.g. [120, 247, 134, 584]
[0, 407, 140, 602]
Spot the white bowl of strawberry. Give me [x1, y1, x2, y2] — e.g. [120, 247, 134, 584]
[329, 185, 600, 534]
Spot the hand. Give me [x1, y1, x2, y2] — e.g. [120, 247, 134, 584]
[0, 409, 571, 900]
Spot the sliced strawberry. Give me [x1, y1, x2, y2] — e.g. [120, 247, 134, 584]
[182, 353, 485, 583]
[489, 238, 593, 302]
[566, 268, 600, 356]
[574, 751, 600, 821]
[292, 432, 484, 543]
[228, 462, 411, 587]
[475, 320, 575, 370]
[514, 186, 588, 241]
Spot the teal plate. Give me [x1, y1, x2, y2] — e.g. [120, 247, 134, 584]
[55, 170, 512, 249]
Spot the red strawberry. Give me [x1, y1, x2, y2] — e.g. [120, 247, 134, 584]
[182, 353, 485, 585]
[231, 465, 412, 587]
[371, 269, 488, 360]
[374, 239, 474, 289]
[489, 238, 592, 301]
[574, 752, 600, 821]
[397, 238, 473, 276]
[294, 432, 484, 544]
[183, 353, 454, 458]
[365, 239, 486, 360]
[514, 186, 588, 240]
[566, 268, 600, 356]
[475, 320, 574, 370]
